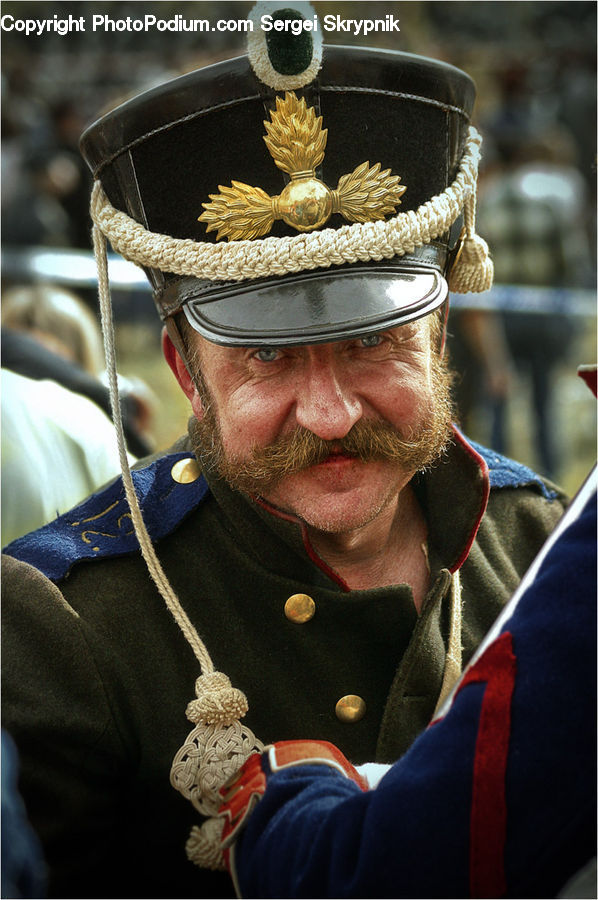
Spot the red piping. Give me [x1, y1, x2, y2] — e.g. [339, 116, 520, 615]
[254, 496, 351, 591]
[449, 427, 490, 574]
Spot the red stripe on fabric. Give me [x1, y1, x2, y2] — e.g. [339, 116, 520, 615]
[577, 364, 598, 398]
[455, 631, 517, 898]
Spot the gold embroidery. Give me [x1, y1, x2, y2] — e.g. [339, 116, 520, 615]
[72, 501, 134, 549]
[70, 500, 120, 527]
[81, 517, 134, 549]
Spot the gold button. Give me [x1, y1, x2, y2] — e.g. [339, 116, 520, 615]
[171, 458, 200, 484]
[335, 695, 366, 723]
[284, 593, 316, 624]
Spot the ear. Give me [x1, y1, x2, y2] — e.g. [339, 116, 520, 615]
[161, 328, 205, 419]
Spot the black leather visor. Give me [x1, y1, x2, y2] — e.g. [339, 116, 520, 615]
[182, 264, 448, 347]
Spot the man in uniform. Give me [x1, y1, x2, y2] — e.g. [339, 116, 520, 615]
[2, 5, 566, 898]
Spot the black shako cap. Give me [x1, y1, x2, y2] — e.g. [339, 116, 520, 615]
[80, 46, 475, 347]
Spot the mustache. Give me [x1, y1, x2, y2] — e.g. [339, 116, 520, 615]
[192, 415, 452, 494]
[246, 420, 427, 472]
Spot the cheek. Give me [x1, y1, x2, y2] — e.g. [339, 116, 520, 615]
[216, 385, 293, 451]
[366, 363, 433, 425]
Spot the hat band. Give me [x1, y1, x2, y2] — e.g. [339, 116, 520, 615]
[89, 126, 492, 294]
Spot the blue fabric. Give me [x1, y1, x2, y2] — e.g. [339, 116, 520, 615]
[3, 453, 209, 582]
[1, 731, 47, 899]
[470, 440, 558, 499]
[234, 485, 597, 898]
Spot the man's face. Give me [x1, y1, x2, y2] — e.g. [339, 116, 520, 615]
[179, 316, 453, 535]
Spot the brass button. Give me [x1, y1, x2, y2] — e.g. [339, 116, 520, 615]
[171, 458, 200, 484]
[335, 695, 366, 723]
[284, 593, 316, 624]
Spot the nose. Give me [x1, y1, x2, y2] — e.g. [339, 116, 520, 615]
[294, 357, 362, 440]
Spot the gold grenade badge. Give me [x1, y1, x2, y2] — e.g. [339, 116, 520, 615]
[198, 92, 407, 241]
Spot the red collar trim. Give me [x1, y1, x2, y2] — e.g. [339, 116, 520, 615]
[300, 532, 351, 592]
[578, 364, 598, 398]
[449, 427, 490, 573]
[253, 496, 351, 591]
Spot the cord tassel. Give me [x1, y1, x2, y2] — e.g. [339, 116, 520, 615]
[448, 185, 494, 294]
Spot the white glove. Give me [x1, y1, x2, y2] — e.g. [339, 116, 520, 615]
[356, 762, 392, 789]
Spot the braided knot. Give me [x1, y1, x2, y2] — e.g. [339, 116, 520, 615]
[186, 672, 249, 727]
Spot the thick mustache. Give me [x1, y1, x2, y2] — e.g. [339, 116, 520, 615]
[225, 419, 428, 485]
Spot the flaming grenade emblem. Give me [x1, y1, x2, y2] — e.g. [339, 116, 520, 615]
[199, 92, 407, 241]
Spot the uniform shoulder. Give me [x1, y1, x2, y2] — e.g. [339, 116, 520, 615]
[2, 452, 209, 583]
[469, 440, 566, 502]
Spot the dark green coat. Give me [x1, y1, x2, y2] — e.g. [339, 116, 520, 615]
[2, 433, 566, 899]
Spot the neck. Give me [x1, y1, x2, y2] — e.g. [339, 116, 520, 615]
[306, 483, 430, 609]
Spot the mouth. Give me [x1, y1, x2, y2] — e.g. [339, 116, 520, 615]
[314, 448, 358, 467]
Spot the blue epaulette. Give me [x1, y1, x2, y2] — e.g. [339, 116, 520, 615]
[470, 441, 559, 500]
[3, 453, 209, 582]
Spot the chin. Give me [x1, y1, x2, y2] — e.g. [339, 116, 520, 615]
[265, 462, 411, 534]
[295, 504, 386, 535]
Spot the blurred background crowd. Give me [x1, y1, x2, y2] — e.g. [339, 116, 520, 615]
[1, 0, 596, 545]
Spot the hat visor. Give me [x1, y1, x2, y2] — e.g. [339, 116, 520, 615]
[182, 265, 448, 347]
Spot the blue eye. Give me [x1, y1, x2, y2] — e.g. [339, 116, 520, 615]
[254, 347, 280, 363]
[360, 334, 383, 348]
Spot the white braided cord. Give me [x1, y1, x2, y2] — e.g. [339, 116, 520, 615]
[90, 126, 485, 286]
[92, 222, 217, 674]
[433, 568, 463, 716]
[94, 223, 265, 872]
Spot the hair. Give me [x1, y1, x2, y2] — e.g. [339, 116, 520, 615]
[2, 283, 104, 375]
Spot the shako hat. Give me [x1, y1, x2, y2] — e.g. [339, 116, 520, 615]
[81, 1, 492, 350]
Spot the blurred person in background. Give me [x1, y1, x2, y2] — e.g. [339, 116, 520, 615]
[1, 283, 156, 458]
[1, 367, 134, 564]
[2, 281, 104, 374]
[477, 121, 594, 480]
[447, 304, 514, 450]
[0, 283, 158, 543]
[44, 99, 94, 250]
[1, 144, 75, 248]
[1, 90, 92, 250]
